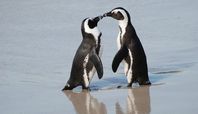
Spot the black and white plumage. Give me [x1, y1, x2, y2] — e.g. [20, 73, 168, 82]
[62, 16, 104, 90]
[104, 7, 151, 86]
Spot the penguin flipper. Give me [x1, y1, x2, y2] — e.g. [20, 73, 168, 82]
[112, 46, 128, 72]
[89, 49, 103, 79]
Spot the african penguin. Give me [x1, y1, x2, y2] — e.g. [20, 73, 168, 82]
[62, 16, 104, 90]
[103, 7, 151, 86]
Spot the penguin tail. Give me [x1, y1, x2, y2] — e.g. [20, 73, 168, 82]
[62, 84, 73, 91]
[139, 80, 151, 86]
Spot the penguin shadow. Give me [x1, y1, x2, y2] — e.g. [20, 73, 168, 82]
[86, 62, 196, 91]
[116, 86, 151, 114]
[63, 90, 107, 114]
[89, 72, 163, 91]
[89, 75, 127, 91]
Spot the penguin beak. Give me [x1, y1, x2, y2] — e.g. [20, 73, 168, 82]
[103, 11, 112, 17]
[93, 15, 104, 23]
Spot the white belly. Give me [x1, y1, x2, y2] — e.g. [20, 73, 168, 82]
[117, 30, 129, 75]
[127, 49, 133, 83]
[117, 31, 121, 49]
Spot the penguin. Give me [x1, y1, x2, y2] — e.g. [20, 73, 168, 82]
[103, 7, 151, 86]
[62, 16, 104, 90]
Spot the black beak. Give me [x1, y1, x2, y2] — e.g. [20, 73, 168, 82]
[103, 11, 112, 17]
[93, 15, 104, 23]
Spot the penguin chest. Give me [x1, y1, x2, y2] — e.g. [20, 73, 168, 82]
[96, 34, 103, 56]
[117, 27, 133, 82]
[117, 31, 122, 49]
[117, 27, 126, 49]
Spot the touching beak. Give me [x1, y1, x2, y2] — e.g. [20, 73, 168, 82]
[93, 15, 104, 23]
[103, 11, 112, 17]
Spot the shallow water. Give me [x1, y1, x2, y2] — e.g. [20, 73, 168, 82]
[64, 86, 151, 114]
[1, 0, 198, 114]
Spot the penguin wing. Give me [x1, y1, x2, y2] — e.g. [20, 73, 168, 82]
[89, 49, 103, 79]
[112, 45, 128, 72]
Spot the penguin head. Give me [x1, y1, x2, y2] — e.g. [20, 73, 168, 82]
[103, 7, 131, 23]
[83, 16, 103, 29]
[81, 16, 103, 39]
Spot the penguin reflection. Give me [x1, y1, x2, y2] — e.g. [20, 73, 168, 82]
[64, 90, 107, 114]
[116, 86, 151, 114]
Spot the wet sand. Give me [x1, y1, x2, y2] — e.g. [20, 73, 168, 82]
[1, 0, 198, 114]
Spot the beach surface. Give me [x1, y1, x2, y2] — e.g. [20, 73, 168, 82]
[0, 0, 198, 114]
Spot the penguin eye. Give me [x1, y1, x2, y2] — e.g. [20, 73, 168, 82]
[88, 20, 96, 29]
[117, 11, 121, 14]
[117, 11, 124, 20]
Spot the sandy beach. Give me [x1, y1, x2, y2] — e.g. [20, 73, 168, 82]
[1, 0, 198, 114]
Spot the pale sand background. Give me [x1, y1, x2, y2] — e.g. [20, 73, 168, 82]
[0, 0, 198, 114]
